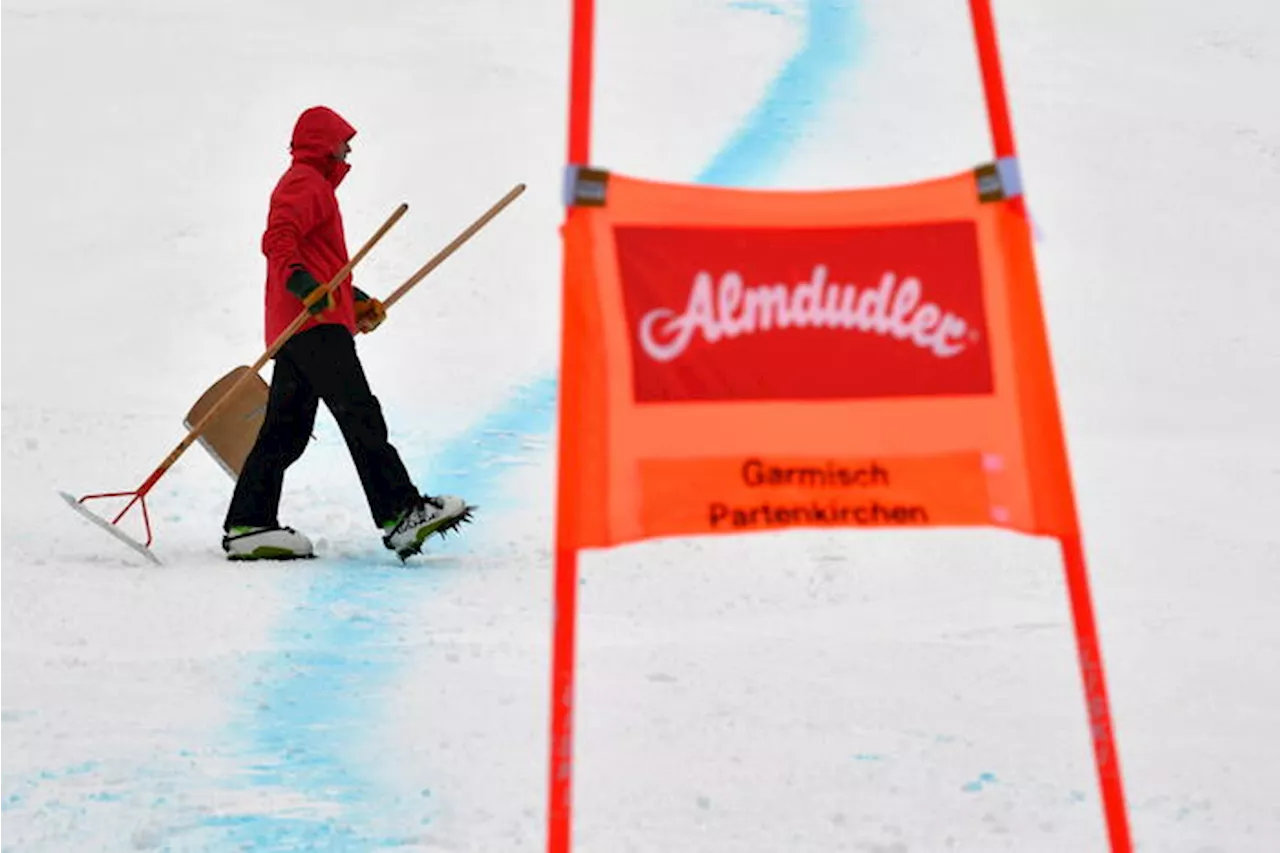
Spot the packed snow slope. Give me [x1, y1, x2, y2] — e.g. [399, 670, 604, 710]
[3, 0, 1278, 851]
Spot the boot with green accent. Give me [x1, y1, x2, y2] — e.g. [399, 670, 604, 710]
[222, 525, 315, 560]
[382, 494, 474, 561]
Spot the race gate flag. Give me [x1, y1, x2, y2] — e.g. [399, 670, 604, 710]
[560, 173, 1075, 543]
[549, 1, 1132, 852]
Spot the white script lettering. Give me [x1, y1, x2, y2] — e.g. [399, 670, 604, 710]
[638, 266, 973, 362]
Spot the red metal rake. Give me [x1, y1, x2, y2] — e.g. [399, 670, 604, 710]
[61, 182, 527, 564]
[61, 203, 410, 564]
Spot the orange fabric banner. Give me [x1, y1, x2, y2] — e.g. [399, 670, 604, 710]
[558, 167, 1078, 551]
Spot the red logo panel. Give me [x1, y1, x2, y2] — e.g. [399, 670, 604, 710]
[615, 223, 994, 402]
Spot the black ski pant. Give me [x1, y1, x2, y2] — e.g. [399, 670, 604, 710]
[224, 324, 419, 531]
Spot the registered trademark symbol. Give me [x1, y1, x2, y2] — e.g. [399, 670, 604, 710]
[968, 329, 982, 343]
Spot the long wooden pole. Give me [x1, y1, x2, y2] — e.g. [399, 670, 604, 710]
[69, 203, 408, 551]
[73, 180, 529, 555]
[133, 202, 408, 502]
[383, 183, 526, 311]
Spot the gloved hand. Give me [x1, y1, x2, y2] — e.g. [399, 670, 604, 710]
[286, 266, 332, 315]
[353, 287, 387, 334]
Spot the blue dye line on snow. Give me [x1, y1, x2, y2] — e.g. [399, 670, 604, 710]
[962, 771, 999, 793]
[700, 0, 862, 188]
[198, 2, 861, 849]
[10, 5, 859, 848]
[198, 380, 558, 851]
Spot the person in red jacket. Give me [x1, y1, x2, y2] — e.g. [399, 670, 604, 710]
[222, 105, 470, 561]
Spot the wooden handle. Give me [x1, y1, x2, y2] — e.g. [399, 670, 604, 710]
[143, 203, 410, 489]
[383, 183, 526, 311]
[264, 201, 410, 364]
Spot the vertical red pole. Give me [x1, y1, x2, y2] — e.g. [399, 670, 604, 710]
[968, 0, 1035, 212]
[968, 2, 1132, 850]
[566, 0, 595, 166]
[551, 3, 595, 852]
[967, 0, 1016, 159]
[1059, 533, 1133, 853]
[547, 546, 580, 853]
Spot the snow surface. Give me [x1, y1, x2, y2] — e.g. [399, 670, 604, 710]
[4, 0, 1279, 850]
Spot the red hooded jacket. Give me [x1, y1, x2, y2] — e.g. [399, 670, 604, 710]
[261, 106, 359, 347]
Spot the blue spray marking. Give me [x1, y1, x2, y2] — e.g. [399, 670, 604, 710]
[415, 376, 559, 519]
[5, 5, 858, 848]
[961, 771, 999, 793]
[186, 381, 561, 851]
[187, 2, 861, 850]
[700, 0, 862, 188]
[728, 0, 790, 16]
[205, 569, 431, 850]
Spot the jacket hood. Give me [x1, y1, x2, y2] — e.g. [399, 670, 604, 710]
[290, 106, 357, 185]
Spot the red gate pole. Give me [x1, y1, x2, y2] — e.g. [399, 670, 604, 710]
[547, 545, 581, 853]
[1059, 531, 1134, 852]
[550, 1, 596, 852]
[968, 0, 1016, 157]
[566, 0, 595, 166]
[967, 2, 1133, 849]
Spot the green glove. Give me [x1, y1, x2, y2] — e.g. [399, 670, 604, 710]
[286, 266, 332, 315]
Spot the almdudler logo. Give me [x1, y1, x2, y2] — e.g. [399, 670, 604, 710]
[615, 223, 995, 402]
